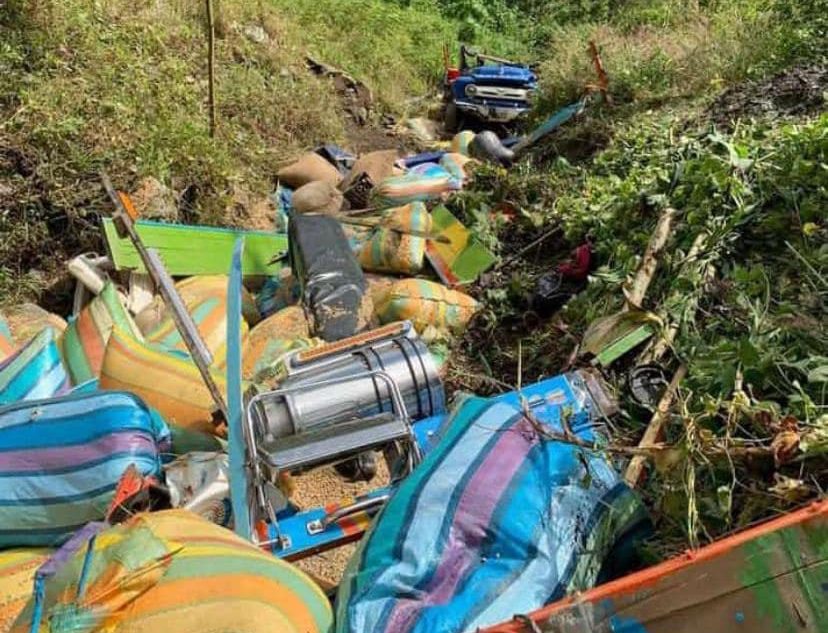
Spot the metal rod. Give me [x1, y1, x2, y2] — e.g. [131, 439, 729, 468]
[100, 172, 228, 421]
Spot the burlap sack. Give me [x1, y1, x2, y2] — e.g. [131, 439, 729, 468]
[341, 149, 401, 191]
[292, 180, 344, 215]
[277, 152, 341, 188]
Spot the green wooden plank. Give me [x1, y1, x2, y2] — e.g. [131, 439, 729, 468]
[102, 218, 287, 276]
[594, 324, 655, 367]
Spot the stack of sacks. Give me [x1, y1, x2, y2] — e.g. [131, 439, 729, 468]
[59, 281, 144, 386]
[242, 305, 321, 383]
[141, 275, 258, 368]
[0, 549, 51, 631]
[2, 303, 67, 344]
[374, 278, 478, 335]
[351, 202, 432, 275]
[99, 327, 228, 435]
[10, 511, 334, 633]
[0, 328, 70, 405]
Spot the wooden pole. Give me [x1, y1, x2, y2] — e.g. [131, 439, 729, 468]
[206, 0, 217, 137]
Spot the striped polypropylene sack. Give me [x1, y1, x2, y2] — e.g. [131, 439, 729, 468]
[0, 328, 70, 406]
[242, 306, 318, 381]
[59, 281, 144, 386]
[439, 152, 473, 185]
[147, 296, 249, 369]
[99, 327, 227, 434]
[0, 390, 169, 548]
[336, 378, 648, 633]
[174, 275, 261, 325]
[0, 316, 16, 362]
[2, 303, 67, 345]
[375, 279, 478, 334]
[356, 202, 431, 275]
[11, 510, 333, 633]
[451, 130, 476, 156]
[373, 163, 460, 207]
[0, 548, 51, 631]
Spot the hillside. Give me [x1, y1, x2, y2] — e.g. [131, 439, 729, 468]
[1, 0, 826, 557]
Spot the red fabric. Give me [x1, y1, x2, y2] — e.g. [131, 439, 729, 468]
[557, 243, 592, 280]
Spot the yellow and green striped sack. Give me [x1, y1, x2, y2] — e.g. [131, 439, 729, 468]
[146, 275, 258, 367]
[355, 202, 431, 275]
[375, 279, 478, 334]
[11, 510, 332, 633]
[58, 282, 143, 386]
[99, 327, 228, 435]
[0, 548, 51, 632]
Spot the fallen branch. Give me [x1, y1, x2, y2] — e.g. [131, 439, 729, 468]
[623, 206, 677, 311]
[639, 231, 710, 364]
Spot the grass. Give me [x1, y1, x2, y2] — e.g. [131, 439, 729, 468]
[0, 0, 493, 303]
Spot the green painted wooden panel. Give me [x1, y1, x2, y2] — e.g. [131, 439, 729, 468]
[102, 218, 287, 276]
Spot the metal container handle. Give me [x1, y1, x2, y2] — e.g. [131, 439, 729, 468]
[306, 495, 391, 535]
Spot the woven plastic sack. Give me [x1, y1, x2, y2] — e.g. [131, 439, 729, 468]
[0, 548, 51, 631]
[242, 305, 313, 380]
[11, 510, 333, 633]
[99, 327, 227, 435]
[292, 180, 344, 215]
[341, 149, 400, 191]
[173, 274, 260, 326]
[439, 152, 473, 184]
[0, 328, 71, 406]
[147, 295, 249, 369]
[355, 202, 431, 274]
[278, 152, 342, 188]
[363, 273, 398, 308]
[2, 303, 67, 344]
[375, 279, 478, 334]
[59, 281, 143, 385]
[451, 130, 476, 156]
[336, 376, 648, 633]
[373, 163, 459, 207]
[0, 390, 169, 547]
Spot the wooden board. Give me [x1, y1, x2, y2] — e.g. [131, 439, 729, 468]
[102, 218, 287, 276]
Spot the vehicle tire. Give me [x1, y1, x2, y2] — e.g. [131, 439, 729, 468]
[444, 102, 460, 133]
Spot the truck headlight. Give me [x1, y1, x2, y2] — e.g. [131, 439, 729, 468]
[465, 84, 478, 97]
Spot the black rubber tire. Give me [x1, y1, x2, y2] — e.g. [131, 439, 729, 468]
[444, 102, 460, 133]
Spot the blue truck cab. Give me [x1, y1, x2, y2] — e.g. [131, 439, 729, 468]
[444, 45, 538, 131]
